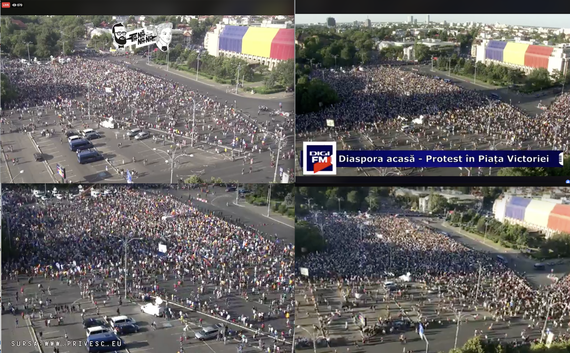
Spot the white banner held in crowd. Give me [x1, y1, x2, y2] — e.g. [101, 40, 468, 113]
[158, 243, 167, 253]
[300, 267, 309, 276]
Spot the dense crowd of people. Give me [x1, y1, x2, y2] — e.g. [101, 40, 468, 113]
[0, 56, 294, 173]
[297, 67, 570, 153]
[296, 213, 570, 345]
[3, 186, 294, 348]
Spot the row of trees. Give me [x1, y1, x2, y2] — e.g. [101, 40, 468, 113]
[296, 26, 478, 69]
[152, 46, 294, 89]
[2, 15, 224, 59]
[446, 336, 570, 353]
[1, 73, 18, 106]
[2, 16, 84, 58]
[296, 26, 386, 68]
[449, 207, 570, 259]
[498, 156, 570, 177]
[432, 53, 570, 91]
[296, 186, 394, 216]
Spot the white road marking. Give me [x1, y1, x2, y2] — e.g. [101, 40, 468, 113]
[43, 330, 61, 335]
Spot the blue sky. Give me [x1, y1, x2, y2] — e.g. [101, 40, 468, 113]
[295, 14, 570, 28]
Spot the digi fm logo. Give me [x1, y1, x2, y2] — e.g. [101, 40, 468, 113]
[302, 141, 337, 175]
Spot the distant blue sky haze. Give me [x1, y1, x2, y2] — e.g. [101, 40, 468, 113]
[295, 14, 570, 29]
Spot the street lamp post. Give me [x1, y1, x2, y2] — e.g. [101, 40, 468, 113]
[112, 233, 143, 300]
[87, 82, 91, 120]
[167, 48, 170, 72]
[190, 97, 196, 147]
[24, 42, 32, 62]
[296, 326, 317, 353]
[562, 57, 568, 94]
[333, 54, 338, 68]
[267, 184, 272, 217]
[488, 139, 502, 176]
[541, 301, 565, 342]
[474, 61, 477, 84]
[153, 146, 193, 184]
[337, 197, 342, 212]
[474, 262, 483, 301]
[235, 64, 241, 94]
[453, 311, 470, 350]
[196, 53, 201, 81]
[273, 136, 284, 183]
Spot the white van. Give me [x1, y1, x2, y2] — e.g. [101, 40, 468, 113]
[127, 128, 142, 137]
[401, 125, 413, 132]
[86, 326, 111, 337]
[108, 315, 136, 328]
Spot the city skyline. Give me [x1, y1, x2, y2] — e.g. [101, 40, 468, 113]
[295, 14, 570, 29]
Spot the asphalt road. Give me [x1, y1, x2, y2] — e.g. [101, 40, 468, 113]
[294, 280, 550, 353]
[292, 213, 569, 353]
[2, 54, 294, 183]
[295, 63, 561, 177]
[402, 64, 560, 117]
[108, 56, 294, 113]
[164, 186, 294, 244]
[428, 219, 569, 288]
[3, 274, 292, 353]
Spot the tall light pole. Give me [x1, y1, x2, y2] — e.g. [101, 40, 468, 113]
[296, 326, 317, 353]
[453, 311, 470, 349]
[112, 233, 143, 300]
[153, 146, 193, 184]
[87, 82, 91, 120]
[166, 48, 170, 72]
[267, 184, 272, 217]
[196, 53, 201, 81]
[337, 197, 342, 212]
[190, 97, 196, 147]
[24, 42, 32, 62]
[488, 139, 502, 176]
[474, 262, 483, 301]
[332, 54, 338, 68]
[273, 136, 284, 183]
[235, 63, 241, 94]
[473, 60, 477, 84]
[562, 57, 568, 94]
[541, 301, 565, 342]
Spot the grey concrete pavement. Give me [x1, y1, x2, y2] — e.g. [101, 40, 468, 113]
[1, 131, 56, 183]
[431, 220, 569, 288]
[164, 186, 294, 244]
[3, 273, 292, 353]
[109, 56, 294, 112]
[3, 55, 294, 183]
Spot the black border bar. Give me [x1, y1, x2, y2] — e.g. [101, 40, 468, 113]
[296, 0, 570, 14]
[296, 177, 570, 186]
[1, 0, 293, 15]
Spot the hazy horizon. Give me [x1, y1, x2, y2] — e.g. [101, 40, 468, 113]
[295, 14, 570, 29]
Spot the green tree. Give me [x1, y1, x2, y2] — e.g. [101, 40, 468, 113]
[498, 156, 570, 177]
[296, 78, 339, 114]
[296, 221, 326, 255]
[527, 68, 552, 90]
[184, 175, 204, 184]
[1, 73, 18, 104]
[428, 194, 449, 214]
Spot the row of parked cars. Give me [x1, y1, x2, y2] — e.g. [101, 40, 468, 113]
[84, 316, 140, 336]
